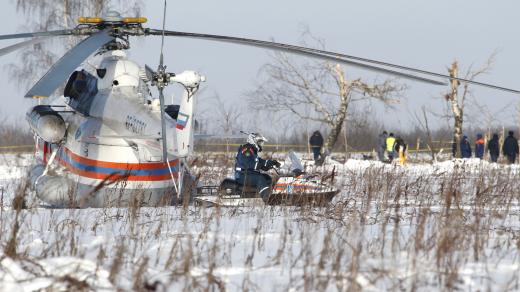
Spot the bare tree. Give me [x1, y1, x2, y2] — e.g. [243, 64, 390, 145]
[211, 94, 242, 136]
[444, 53, 496, 158]
[209, 94, 242, 153]
[10, 0, 142, 90]
[466, 95, 511, 140]
[249, 47, 406, 154]
[413, 106, 436, 161]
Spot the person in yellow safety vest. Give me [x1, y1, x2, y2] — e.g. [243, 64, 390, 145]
[386, 133, 396, 162]
[393, 136, 407, 165]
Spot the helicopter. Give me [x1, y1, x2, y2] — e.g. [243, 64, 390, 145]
[1, 5, 518, 208]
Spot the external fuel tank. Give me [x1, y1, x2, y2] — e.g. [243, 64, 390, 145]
[26, 105, 66, 143]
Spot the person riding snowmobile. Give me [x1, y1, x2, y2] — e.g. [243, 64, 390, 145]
[235, 133, 281, 201]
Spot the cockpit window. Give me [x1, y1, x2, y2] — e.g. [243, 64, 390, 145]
[64, 70, 98, 116]
[96, 68, 107, 78]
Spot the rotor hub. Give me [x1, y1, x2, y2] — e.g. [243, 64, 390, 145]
[103, 11, 123, 22]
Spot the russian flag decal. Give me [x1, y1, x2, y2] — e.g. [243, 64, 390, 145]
[176, 112, 189, 130]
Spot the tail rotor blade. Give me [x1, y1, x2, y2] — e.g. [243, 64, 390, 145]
[144, 64, 155, 81]
[157, 0, 169, 163]
[159, 0, 167, 68]
[158, 87, 168, 162]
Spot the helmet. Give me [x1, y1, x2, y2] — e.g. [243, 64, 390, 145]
[247, 133, 268, 152]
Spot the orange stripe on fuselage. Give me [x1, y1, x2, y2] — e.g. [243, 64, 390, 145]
[62, 147, 178, 169]
[64, 164, 176, 181]
[51, 147, 179, 182]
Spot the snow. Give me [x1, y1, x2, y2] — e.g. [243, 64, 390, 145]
[1, 152, 520, 291]
[0, 256, 114, 291]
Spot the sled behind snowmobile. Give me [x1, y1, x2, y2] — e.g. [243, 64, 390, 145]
[195, 151, 339, 207]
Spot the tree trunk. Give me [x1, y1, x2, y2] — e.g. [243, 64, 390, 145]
[449, 62, 463, 158]
[324, 118, 346, 154]
[343, 120, 349, 161]
[323, 65, 349, 154]
[453, 113, 463, 158]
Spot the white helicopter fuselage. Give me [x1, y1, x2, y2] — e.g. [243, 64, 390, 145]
[28, 50, 202, 207]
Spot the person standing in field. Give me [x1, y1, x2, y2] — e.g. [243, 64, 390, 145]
[460, 135, 472, 158]
[393, 136, 407, 165]
[475, 134, 485, 159]
[386, 133, 396, 162]
[502, 131, 519, 164]
[487, 133, 500, 163]
[309, 130, 324, 164]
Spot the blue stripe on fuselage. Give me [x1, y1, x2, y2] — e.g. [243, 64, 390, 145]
[57, 148, 178, 176]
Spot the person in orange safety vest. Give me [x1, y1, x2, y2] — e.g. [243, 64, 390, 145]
[475, 133, 485, 159]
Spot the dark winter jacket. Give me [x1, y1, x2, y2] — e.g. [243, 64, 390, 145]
[309, 131, 324, 147]
[502, 134, 519, 157]
[235, 143, 269, 179]
[487, 134, 500, 157]
[378, 132, 387, 149]
[475, 134, 485, 159]
[460, 136, 472, 158]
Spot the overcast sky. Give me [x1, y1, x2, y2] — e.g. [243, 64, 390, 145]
[1, 0, 520, 135]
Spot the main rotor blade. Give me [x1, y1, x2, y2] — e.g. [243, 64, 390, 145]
[0, 29, 73, 41]
[0, 37, 50, 57]
[147, 29, 445, 86]
[25, 29, 114, 98]
[148, 29, 520, 93]
[158, 87, 168, 162]
[305, 45, 520, 94]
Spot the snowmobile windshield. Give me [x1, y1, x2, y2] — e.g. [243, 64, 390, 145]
[280, 151, 304, 176]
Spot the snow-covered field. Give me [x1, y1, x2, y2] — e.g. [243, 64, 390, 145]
[1, 153, 519, 291]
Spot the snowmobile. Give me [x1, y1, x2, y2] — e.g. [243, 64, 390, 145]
[195, 152, 339, 207]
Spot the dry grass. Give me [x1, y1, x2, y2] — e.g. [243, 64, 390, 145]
[0, 154, 520, 291]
